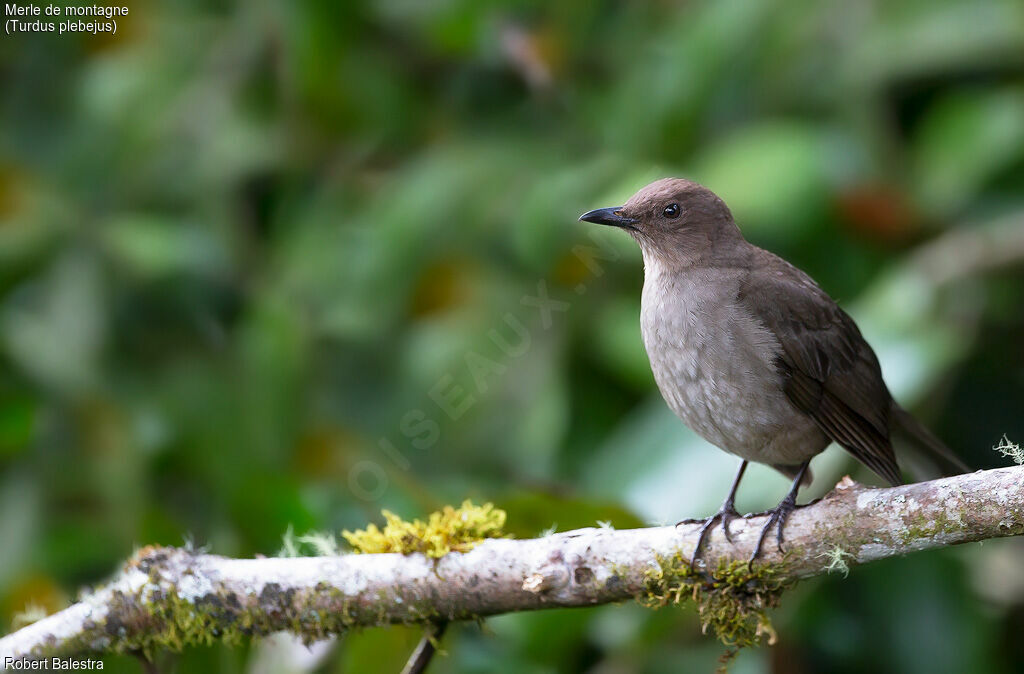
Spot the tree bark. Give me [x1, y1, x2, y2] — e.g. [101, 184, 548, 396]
[2, 467, 1022, 663]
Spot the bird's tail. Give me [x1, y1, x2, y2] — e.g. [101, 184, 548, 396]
[890, 403, 969, 478]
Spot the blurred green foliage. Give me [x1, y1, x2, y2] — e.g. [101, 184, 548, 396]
[2, 0, 1024, 672]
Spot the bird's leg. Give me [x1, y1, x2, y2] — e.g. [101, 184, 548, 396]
[748, 460, 810, 567]
[679, 460, 747, 566]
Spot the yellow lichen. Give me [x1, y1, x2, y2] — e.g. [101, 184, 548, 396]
[342, 500, 507, 558]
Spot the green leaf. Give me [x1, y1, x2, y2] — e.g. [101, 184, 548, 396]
[912, 88, 1024, 215]
[694, 122, 832, 239]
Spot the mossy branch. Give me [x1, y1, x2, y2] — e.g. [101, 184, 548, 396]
[3, 467, 1023, 663]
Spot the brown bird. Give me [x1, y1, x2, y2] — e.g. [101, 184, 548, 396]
[579, 178, 966, 564]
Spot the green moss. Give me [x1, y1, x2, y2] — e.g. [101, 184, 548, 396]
[96, 580, 368, 659]
[342, 500, 508, 558]
[19, 549, 373, 660]
[638, 552, 790, 648]
[899, 508, 960, 545]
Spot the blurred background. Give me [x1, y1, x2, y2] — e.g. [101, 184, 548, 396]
[2, 0, 1024, 672]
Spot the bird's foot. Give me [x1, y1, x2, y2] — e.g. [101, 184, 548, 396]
[747, 495, 798, 568]
[742, 497, 818, 521]
[678, 501, 742, 568]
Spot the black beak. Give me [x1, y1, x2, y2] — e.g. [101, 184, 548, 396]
[578, 206, 637, 230]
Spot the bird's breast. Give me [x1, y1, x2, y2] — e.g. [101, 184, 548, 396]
[639, 268, 821, 462]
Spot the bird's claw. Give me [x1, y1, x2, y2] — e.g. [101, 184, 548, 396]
[747, 497, 797, 568]
[679, 502, 742, 568]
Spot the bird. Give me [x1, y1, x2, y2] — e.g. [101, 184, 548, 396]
[579, 177, 966, 565]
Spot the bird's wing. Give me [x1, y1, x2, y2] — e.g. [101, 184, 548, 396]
[738, 256, 902, 485]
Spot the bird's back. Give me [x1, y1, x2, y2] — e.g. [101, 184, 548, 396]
[735, 247, 903, 485]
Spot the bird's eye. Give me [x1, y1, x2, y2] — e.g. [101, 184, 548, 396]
[663, 203, 680, 219]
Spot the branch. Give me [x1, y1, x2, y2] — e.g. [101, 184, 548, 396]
[3, 467, 1022, 662]
[909, 212, 1024, 286]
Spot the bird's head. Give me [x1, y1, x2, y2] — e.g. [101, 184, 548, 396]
[578, 177, 743, 268]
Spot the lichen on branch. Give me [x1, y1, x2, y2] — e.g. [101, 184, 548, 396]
[341, 500, 508, 557]
[994, 435, 1024, 465]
